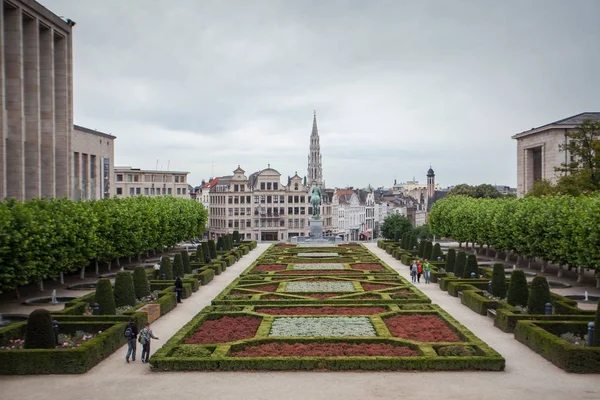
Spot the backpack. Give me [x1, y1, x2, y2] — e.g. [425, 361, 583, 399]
[124, 326, 133, 339]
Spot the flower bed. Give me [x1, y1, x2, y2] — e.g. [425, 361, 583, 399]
[297, 253, 340, 258]
[291, 263, 345, 270]
[362, 283, 395, 291]
[385, 315, 462, 342]
[230, 342, 418, 357]
[184, 316, 261, 344]
[353, 264, 384, 271]
[269, 317, 376, 337]
[286, 281, 355, 292]
[255, 306, 387, 315]
[253, 265, 287, 272]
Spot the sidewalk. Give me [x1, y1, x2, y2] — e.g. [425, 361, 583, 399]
[0, 243, 598, 400]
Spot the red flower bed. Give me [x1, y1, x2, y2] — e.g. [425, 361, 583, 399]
[230, 343, 418, 357]
[262, 295, 287, 300]
[352, 295, 381, 300]
[306, 293, 340, 299]
[184, 316, 261, 344]
[390, 290, 416, 298]
[244, 285, 278, 292]
[255, 306, 387, 315]
[278, 270, 357, 275]
[362, 283, 394, 291]
[385, 315, 461, 342]
[352, 264, 384, 271]
[253, 264, 286, 272]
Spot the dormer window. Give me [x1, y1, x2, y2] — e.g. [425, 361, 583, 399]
[294, 183, 299, 190]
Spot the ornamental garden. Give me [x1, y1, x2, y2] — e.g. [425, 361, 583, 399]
[150, 243, 505, 371]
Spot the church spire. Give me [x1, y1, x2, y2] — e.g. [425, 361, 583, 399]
[307, 111, 324, 188]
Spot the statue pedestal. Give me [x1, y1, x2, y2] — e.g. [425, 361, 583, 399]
[309, 217, 324, 239]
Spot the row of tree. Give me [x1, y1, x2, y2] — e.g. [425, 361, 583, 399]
[380, 214, 433, 241]
[428, 195, 600, 276]
[0, 196, 207, 293]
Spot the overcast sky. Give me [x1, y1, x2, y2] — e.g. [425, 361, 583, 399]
[42, 0, 600, 188]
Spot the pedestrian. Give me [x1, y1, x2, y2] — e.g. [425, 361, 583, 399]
[175, 276, 183, 303]
[423, 258, 431, 284]
[410, 261, 418, 283]
[124, 317, 138, 363]
[417, 262, 423, 283]
[139, 322, 159, 363]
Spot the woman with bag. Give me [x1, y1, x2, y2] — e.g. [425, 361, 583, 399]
[139, 322, 159, 363]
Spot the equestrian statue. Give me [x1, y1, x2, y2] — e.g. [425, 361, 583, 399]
[310, 186, 322, 218]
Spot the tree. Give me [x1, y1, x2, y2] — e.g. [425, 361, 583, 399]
[414, 224, 433, 240]
[431, 243, 443, 261]
[491, 263, 507, 298]
[410, 235, 419, 251]
[181, 251, 192, 274]
[454, 251, 466, 278]
[507, 270, 528, 307]
[201, 242, 210, 262]
[594, 299, 600, 346]
[557, 119, 600, 191]
[423, 241, 433, 260]
[133, 266, 150, 299]
[208, 239, 217, 259]
[463, 254, 479, 278]
[114, 271, 136, 307]
[418, 240, 426, 258]
[233, 230, 240, 244]
[447, 184, 502, 199]
[445, 249, 456, 273]
[217, 237, 225, 251]
[196, 244, 205, 263]
[527, 276, 551, 314]
[159, 256, 173, 280]
[24, 309, 55, 349]
[380, 214, 413, 240]
[173, 253, 185, 278]
[95, 278, 116, 315]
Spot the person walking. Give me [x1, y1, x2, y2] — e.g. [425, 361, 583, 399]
[139, 322, 159, 363]
[124, 317, 138, 363]
[417, 262, 423, 283]
[410, 261, 418, 283]
[175, 276, 183, 303]
[423, 258, 431, 284]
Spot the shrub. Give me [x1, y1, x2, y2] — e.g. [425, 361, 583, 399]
[437, 346, 477, 357]
[431, 243, 443, 261]
[491, 263, 507, 298]
[160, 256, 174, 280]
[454, 251, 466, 278]
[24, 309, 55, 349]
[133, 265, 150, 299]
[173, 254, 185, 278]
[595, 300, 600, 346]
[507, 269, 528, 307]
[182, 251, 192, 274]
[418, 240, 426, 257]
[217, 237, 225, 251]
[114, 271, 136, 307]
[201, 242, 211, 261]
[527, 276, 551, 314]
[424, 241, 433, 260]
[208, 240, 217, 259]
[226, 234, 233, 250]
[196, 245, 205, 262]
[446, 249, 456, 273]
[95, 278, 116, 315]
[401, 232, 409, 249]
[463, 254, 479, 278]
[233, 230, 240, 244]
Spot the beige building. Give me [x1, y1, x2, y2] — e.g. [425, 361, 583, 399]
[208, 166, 311, 241]
[72, 125, 115, 200]
[512, 112, 600, 196]
[1, 0, 74, 200]
[114, 167, 190, 198]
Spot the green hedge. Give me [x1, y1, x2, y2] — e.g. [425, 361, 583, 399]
[514, 320, 600, 373]
[194, 269, 215, 285]
[150, 281, 193, 299]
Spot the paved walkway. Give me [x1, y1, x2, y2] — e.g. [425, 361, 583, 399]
[0, 243, 599, 400]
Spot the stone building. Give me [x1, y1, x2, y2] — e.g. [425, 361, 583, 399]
[512, 112, 600, 196]
[1, 0, 74, 200]
[113, 167, 189, 198]
[71, 125, 115, 200]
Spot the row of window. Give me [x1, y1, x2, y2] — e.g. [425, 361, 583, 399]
[116, 187, 187, 196]
[115, 174, 187, 183]
[259, 182, 279, 191]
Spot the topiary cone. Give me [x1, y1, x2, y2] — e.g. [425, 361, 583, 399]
[431, 243, 443, 260]
[196, 244, 205, 263]
[95, 278, 116, 315]
[181, 251, 192, 274]
[201, 241, 210, 261]
[454, 251, 466, 278]
[160, 256, 173, 280]
[114, 271, 136, 307]
[133, 265, 150, 299]
[446, 249, 456, 273]
[24, 309, 55, 349]
[216, 237, 225, 251]
[507, 269, 529, 307]
[424, 241, 433, 260]
[208, 239, 217, 259]
[491, 263, 507, 298]
[463, 254, 479, 278]
[173, 253, 184, 278]
[418, 240, 426, 257]
[527, 276, 551, 314]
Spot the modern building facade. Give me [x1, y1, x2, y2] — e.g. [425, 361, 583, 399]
[1, 0, 74, 200]
[512, 112, 600, 196]
[113, 167, 190, 198]
[71, 125, 115, 200]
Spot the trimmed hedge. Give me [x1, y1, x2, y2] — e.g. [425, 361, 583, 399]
[445, 249, 456, 274]
[173, 254, 185, 278]
[491, 264, 507, 298]
[463, 255, 479, 279]
[160, 256, 174, 280]
[208, 239, 217, 259]
[95, 278, 116, 315]
[114, 271, 136, 307]
[24, 309, 55, 349]
[506, 270, 528, 307]
[527, 276, 551, 315]
[454, 251, 466, 279]
[182, 251, 192, 274]
[194, 269, 215, 285]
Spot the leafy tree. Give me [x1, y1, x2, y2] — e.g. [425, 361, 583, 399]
[527, 276, 551, 314]
[24, 309, 55, 349]
[114, 271, 136, 307]
[454, 251, 466, 278]
[181, 251, 192, 274]
[431, 243, 443, 261]
[557, 119, 600, 191]
[447, 184, 502, 199]
[380, 214, 413, 240]
[414, 224, 433, 240]
[95, 278, 116, 315]
[491, 263, 507, 298]
[173, 253, 185, 278]
[133, 266, 150, 299]
[445, 249, 456, 273]
[507, 270, 529, 307]
[159, 256, 173, 280]
[463, 254, 479, 278]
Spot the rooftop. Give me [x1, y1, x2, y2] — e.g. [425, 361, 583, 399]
[512, 112, 600, 139]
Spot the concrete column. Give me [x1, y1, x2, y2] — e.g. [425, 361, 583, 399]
[23, 15, 40, 200]
[4, 5, 24, 200]
[53, 32, 69, 197]
[72, 150, 80, 200]
[0, 4, 6, 199]
[39, 25, 54, 198]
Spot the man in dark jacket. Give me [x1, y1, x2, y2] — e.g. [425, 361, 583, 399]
[124, 317, 138, 363]
[175, 276, 183, 303]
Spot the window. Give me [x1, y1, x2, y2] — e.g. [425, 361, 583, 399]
[175, 176, 180, 183]
[228, 208, 233, 216]
[300, 207, 306, 215]
[177, 188, 181, 195]
[267, 195, 272, 203]
[136, 188, 141, 195]
[294, 183, 298, 190]
[240, 185, 245, 192]
[280, 207, 285, 215]
[116, 174, 123, 182]
[260, 195, 266, 204]
[294, 196, 299, 203]
[234, 220, 239, 228]
[168, 188, 172, 195]
[234, 208, 239, 216]
[163, 187, 167, 194]
[273, 183, 278, 190]
[228, 197, 233, 204]
[261, 182, 265, 190]
[246, 220, 251, 228]
[273, 196, 278, 204]
[280, 196, 285, 203]
[294, 207, 299, 215]
[182, 188, 186, 194]
[228, 220, 233, 228]
[130, 188, 135, 195]
[127, 174, 133, 182]
[288, 207, 293, 215]
[134, 175, 139, 182]
[116, 188, 123, 195]
[234, 184, 239, 192]
[247, 196, 251, 203]
[300, 196, 305, 203]
[280, 220, 285, 227]
[240, 208, 245, 216]
[254, 196, 259, 203]
[150, 187, 155, 195]
[288, 196, 293, 203]
[246, 207, 251, 215]
[240, 196, 245, 204]
[267, 182, 272, 190]
[144, 188, 149, 195]
[234, 196, 239, 204]
[532, 147, 543, 182]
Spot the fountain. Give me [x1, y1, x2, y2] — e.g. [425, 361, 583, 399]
[585, 291, 589, 302]
[51, 289, 58, 305]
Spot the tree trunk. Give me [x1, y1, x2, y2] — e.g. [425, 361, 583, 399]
[527, 257, 532, 269]
[80, 265, 86, 280]
[108, 259, 112, 271]
[39, 279, 44, 291]
[458, 242, 462, 248]
[116, 258, 121, 268]
[557, 265, 563, 278]
[128, 256, 132, 263]
[14, 287, 20, 299]
[95, 259, 99, 276]
[541, 259, 547, 273]
[577, 267, 585, 283]
[59, 272, 64, 285]
[137, 254, 142, 262]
